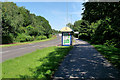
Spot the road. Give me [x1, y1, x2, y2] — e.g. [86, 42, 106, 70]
[1, 35, 61, 62]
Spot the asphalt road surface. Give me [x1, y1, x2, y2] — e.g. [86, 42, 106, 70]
[1, 35, 61, 62]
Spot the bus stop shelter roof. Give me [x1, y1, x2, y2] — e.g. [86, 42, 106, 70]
[60, 27, 73, 32]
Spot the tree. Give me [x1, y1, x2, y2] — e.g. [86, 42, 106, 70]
[2, 2, 52, 44]
[73, 20, 90, 39]
[80, 2, 120, 48]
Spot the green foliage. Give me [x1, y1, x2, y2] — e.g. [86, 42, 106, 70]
[52, 29, 59, 35]
[2, 33, 14, 44]
[35, 35, 47, 40]
[104, 39, 117, 47]
[2, 2, 52, 44]
[48, 34, 52, 38]
[73, 20, 90, 39]
[66, 23, 74, 30]
[16, 33, 26, 42]
[90, 18, 111, 43]
[82, 2, 120, 24]
[1, 36, 56, 47]
[90, 18, 120, 48]
[93, 45, 120, 69]
[73, 2, 120, 48]
[16, 33, 34, 42]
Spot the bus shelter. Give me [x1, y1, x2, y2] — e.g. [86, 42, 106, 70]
[60, 27, 73, 46]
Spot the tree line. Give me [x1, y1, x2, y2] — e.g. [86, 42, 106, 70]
[69, 2, 120, 48]
[2, 2, 54, 44]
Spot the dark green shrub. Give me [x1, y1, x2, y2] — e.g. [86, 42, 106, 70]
[104, 39, 117, 47]
[48, 34, 52, 38]
[78, 33, 90, 40]
[36, 35, 47, 40]
[2, 34, 14, 44]
[41, 36, 47, 40]
[16, 33, 33, 42]
[36, 36, 41, 40]
[104, 39, 120, 48]
[91, 18, 112, 44]
[16, 33, 27, 42]
[26, 36, 34, 41]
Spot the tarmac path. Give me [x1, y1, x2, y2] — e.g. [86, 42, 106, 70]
[54, 38, 120, 80]
[1, 35, 61, 62]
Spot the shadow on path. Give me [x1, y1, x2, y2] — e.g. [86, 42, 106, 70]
[54, 39, 120, 80]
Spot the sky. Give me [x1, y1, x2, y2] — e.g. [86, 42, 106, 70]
[15, 2, 84, 30]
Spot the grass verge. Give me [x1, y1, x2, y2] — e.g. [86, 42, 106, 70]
[93, 44, 120, 69]
[81, 38, 120, 69]
[0, 35, 56, 48]
[2, 46, 73, 79]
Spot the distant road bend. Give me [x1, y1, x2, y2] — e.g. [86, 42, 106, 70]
[1, 35, 61, 62]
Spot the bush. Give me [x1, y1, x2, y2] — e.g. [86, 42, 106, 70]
[16, 33, 34, 42]
[48, 34, 52, 38]
[78, 33, 90, 40]
[2, 34, 14, 44]
[42, 36, 47, 40]
[16, 33, 27, 42]
[104, 39, 116, 47]
[36, 35, 47, 40]
[90, 18, 112, 44]
[26, 36, 34, 41]
[104, 39, 120, 48]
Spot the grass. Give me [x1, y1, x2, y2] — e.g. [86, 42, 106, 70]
[0, 35, 56, 48]
[81, 38, 120, 69]
[0, 63, 1, 80]
[93, 45, 120, 69]
[2, 46, 73, 79]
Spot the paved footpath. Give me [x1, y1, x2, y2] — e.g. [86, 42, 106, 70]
[54, 38, 120, 80]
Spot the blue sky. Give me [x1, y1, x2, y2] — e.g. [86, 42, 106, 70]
[15, 2, 84, 30]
